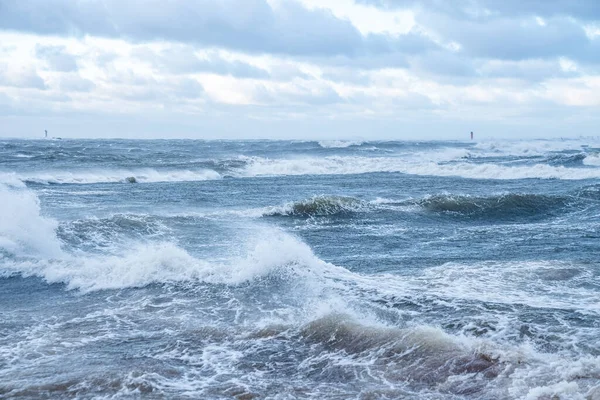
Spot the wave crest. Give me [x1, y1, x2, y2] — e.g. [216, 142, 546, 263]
[2, 229, 333, 292]
[317, 140, 364, 148]
[19, 168, 221, 185]
[0, 183, 63, 258]
[265, 195, 366, 217]
[300, 313, 501, 383]
[416, 193, 571, 218]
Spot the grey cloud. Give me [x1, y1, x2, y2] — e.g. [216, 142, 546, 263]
[268, 64, 313, 81]
[358, 0, 600, 21]
[347, 90, 437, 110]
[356, 0, 600, 66]
[421, 15, 600, 62]
[172, 78, 205, 99]
[321, 52, 408, 70]
[254, 84, 344, 106]
[133, 46, 270, 78]
[0, 0, 436, 58]
[0, 66, 46, 89]
[322, 69, 372, 85]
[58, 74, 96, 92]
[478, 59, 580, 81]
[0, 92, 17, 116]
[409, 51, 475, 77]
[115, 77, 205, 102]
[36, 45, 78, 72]
[187, 56, 270, 79]
[102, 66, 157, 86]
[476, 0, 600, 20]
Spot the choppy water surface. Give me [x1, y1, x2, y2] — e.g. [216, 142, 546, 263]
[1, 138, 599, 399]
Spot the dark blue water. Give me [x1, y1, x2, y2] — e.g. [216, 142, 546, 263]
[1, 138, 599, 399]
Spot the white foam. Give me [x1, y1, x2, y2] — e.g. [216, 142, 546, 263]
[317, 140, 364, 148]
[0, 172, 26, 187]
[2, 228, 339, 292]
[370, 197, 396, 205]
[236, 155, 600, 180]
[0, 183, 63, 258]
[16, 168, 221, 185]
[403, 161, 600, 180]
[473, 139, 598, 158]
[369, 260, 600, 314]
[583, 153, 600, 166]
[525, 381, 581, 400]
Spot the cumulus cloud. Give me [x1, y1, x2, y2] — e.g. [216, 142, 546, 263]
[0, 65, 46, 90]
[409, 51, 475, 77]
[417, 14, 600, 63]
[132, 46, 270, 78]
[36, 45, 78, 72]
[0, 0, 598, 139]
[478, 59, 580, 81]
[254, 83, 344, 106]
[57, 74, 96, 92]
[0, 0, 435, 58]
[357, 0, 600, 65]
[358, 0, 600, 21]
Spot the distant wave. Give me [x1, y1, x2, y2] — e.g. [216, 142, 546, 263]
[236, 155, 600, 180]
[17, 168, 221, 184]
[261, 192, 576, 221]
[152, 189, 591, 222]
[317, 140, 364, 148]
[583, 153, 600, 166]
[264, 195, 368, 217]
[414, 193, 572, 219]
[472, 139, 598, 157]
[7, 147, 600, 185]
[544, 153, 586, 166]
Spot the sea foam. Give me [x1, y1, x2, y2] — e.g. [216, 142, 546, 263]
[0, 182, 63, 258]
[17, 168, 221, 185]
[237, 155, 600, 180]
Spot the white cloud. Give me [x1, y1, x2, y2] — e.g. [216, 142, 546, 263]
[0, 1, 599, 139]
[36, 45, 78, 72]
[0, 65, 46, 90]
[296, 0, 414, 35]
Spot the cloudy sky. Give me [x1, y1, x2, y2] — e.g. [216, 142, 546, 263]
[0, 0, 599, 139]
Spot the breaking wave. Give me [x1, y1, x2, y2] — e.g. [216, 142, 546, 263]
[472, 139, 597, 157]
[56, 214, 170, 251]
[317, 140, 364, 148]
[236, 155, 600, 180]
[0, 181, 63, 258]
[0, 183, 337, 292]
[264, 195, 368, 217]
[583, 153, 600, 166]
[185, 190, 589, 221]
[2, 233, 334, 292]
[298, 313, 502, 385]
[545, 152, 586, 166]
[17, 168, 221, 185]
[8, 152, 600, 186]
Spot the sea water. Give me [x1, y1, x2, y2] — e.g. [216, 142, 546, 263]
[0, 138, 599, 399]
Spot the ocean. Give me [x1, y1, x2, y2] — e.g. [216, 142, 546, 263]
[0, 138, 599, 399]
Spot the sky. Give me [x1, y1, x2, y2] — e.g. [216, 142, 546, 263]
[0, 0, 599, 140]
